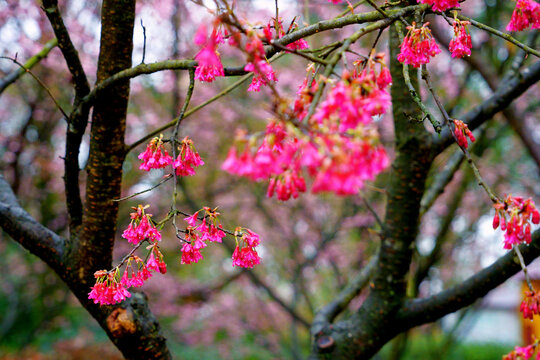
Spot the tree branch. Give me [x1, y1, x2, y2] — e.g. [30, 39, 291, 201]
[433, 60, 540, 152]
[397, 230, 540, 328]
[42, 0, 93, 229]
[0, 38, 58, 95]
[0, 173, 65, 271]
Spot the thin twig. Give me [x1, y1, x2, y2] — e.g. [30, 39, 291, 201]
[0, 38, 58, 95]
[127, 53, 286, 152]
[112, 174, 173, 202]
[421, 65, 499, 203]
[0, 56, 69, 120]
[141, 19, 147, 64]
[171, 68, 196, 237]
[514, 245, 535, 292]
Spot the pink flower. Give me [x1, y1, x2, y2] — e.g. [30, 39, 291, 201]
[195, 46, 225, 82]
[138, 135, 173, 171]
[397, 22, 441, 68]
[245, 60, 277, 92]
[88, 271, 131, 306]
[520, 291, 540, 320]
[449, 20, 472, 58]
[232, 246, 261, 268]
[493, 196, 540, 249]
[173, 136, 204, 176]
[453, 120, 475, 148]
[183, 211, 199, 227]
[193, 24, 225, 82]
[181, 242, 203, 264]
[506, 0, 540, 32]
[122, 206, 161, 245]
[416, 0, 460, 12]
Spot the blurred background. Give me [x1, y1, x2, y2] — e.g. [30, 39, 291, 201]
[0, 0, 538, 359]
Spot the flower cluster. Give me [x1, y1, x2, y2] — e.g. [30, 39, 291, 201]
[138, 135, 204, 177]
[449, 19, 472, 58]
[453, 119, 475, 148]
[245, 60, 278, 92]
[194, 23, 225, 82]
[397, 22, 441, 68]
[506, 0, 540, 32]
[88, 270, 131, 305]
[493, 195, 540, 249]
[138, 134, 173, 171]
[520, 290, 540, 320]
[122, 205, 161, 245]
[313, 58, 392, 132]
[240, 29, 277, 92]
[174, 136, 204, 176]
[223, 56, 391, 199]
[232, 228, 261, 268]
[416, 0, 460, 12]
[181, 207, 227, 264]
[89, 247, 168, 306]
[503, 343, 538, 360]
[222, 123, 311, 201]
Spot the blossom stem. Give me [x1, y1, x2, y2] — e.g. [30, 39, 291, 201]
[514, 245, 535, 292]
[171, 68, 196, 238]
[421, 66, 500, 204]
[127, 53, 287, 152]
[0, 55, 69, 120]
[109, 239, 148, 274]
[112, 174, 173, 202]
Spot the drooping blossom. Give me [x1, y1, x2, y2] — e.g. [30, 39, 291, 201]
[194, 24, 225, 82]
[146, 246, 167, 274]
[493, 195, 540, 249]
[520, 290, 540, 320]
[180, 241, 204, 264]
[180, 207, 227, 264]
[242, 31, 278, 92]
[232, 228, 261, 268]
[449, 19, 472, 58]
[88, 270, 131, 306]
[173, 136, 204, 176]
[416, 0, 460, 12]
[138, 134, 173, 171]
[122, 204, 162, 245]
[245, 60, 277, 92]
[120, 256, 153, 288]
[506, 0, 540, 32]
[397, 22, 441, 68]
[453, 119, 475, 148]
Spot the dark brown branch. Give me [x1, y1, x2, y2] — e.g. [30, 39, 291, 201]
[434, 60, 540, 153]
[396, 230, 540, 328]
[0, 173, 65, 271]
[42, 0, 92, 229]
[431, 24, 540, 169]
[311, 254, 377, 336]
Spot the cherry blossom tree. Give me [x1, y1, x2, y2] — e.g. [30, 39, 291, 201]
[0, 0, 539, 359]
